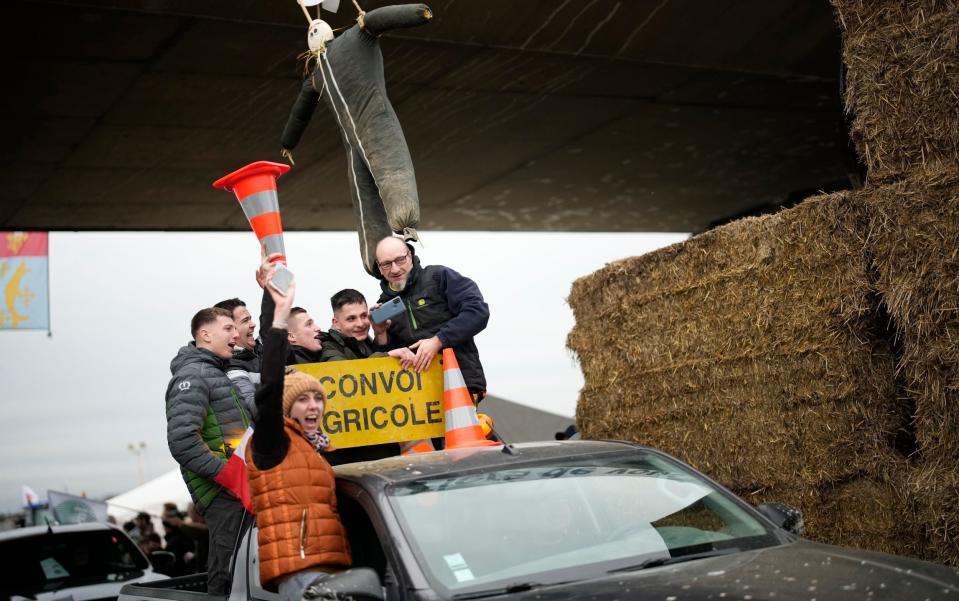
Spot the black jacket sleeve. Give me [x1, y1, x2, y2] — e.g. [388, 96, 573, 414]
[435, 267, 490, 348]
[250, 327, 290, 471]
[364, 4, 432, 36]
[259, 287, 274, 341]
[281, 77, 322, 151]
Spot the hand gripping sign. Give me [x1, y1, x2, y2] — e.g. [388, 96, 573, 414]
[281, 3, 432, 276]
[295, 356, 445, 448]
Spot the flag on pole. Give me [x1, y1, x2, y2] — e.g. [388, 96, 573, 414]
[0, 232, 49, 330]
[22, 485, 43, 508]
[214, 426, 254, 512]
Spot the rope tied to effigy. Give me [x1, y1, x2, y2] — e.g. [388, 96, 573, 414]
[351, 0, 366, 29]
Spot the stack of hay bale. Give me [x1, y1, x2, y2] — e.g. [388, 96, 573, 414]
[569, 0, 959, 563]
[839, 0, 959, 564]
[568, 193, 914, 555]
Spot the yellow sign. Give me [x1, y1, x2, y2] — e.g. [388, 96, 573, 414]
[295, 357, 445, 448]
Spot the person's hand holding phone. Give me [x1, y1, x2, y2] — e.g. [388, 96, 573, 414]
[270, 278, 296, 329]
[370, 303, 391, 343]
[371, 297, 405, 324]
[256, 245, 284, 289]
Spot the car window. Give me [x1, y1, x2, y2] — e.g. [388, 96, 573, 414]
[388, 451, 776, 593]
[0, 529, 149, 596]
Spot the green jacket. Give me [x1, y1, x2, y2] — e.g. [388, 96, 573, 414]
[166, 344, 251, 509]
[318, 328, 386, 362]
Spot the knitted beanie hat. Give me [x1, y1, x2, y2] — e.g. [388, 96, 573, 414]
[282, 369, 324, 416]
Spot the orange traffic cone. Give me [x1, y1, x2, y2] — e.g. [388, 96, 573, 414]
[442, 349, 502, 450]
[401, 439, 435, 455]
[213, 161, 293, 292]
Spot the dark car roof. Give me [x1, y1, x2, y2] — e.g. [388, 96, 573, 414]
[0, 521, 122, 542]
[332, 440, 643, 488]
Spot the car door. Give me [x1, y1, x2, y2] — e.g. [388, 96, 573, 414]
[336, 479, 433, 601]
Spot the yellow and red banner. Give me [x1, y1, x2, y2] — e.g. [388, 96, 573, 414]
[0, 232, 49, 330]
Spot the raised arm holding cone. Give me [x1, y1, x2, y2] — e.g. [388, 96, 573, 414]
[247, 272, 352, 601]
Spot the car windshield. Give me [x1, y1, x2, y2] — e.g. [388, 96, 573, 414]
[0, 528, 149, 596]
[389, 450, 777, 593]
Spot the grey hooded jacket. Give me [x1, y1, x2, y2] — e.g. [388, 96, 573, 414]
[166, 344, 252, 509]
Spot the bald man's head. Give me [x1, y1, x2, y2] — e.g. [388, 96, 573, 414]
[375, 237, 413, 291]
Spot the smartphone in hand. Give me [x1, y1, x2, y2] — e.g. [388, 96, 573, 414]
[371, 296, 405, 324]
[268, 263, 294, 296]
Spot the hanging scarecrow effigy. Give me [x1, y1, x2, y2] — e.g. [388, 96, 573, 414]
[282, 0, 432, 276]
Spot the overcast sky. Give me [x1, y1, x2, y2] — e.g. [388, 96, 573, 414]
[0, 230, 686, 512]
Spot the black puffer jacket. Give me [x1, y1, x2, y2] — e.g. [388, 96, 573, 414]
[290, 345, 324, 365]
[166, 344, 252, 509]
[228, 342, 261, 373]
[259, 287, 324, 366]
[377, 255, 489, 392]
[227, 342, 262, 416]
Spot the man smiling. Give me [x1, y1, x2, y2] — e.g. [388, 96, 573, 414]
[319, 288, 397, 362]
[166, 307, 251, 594]
[287, 307, 324, 364]
[374, 236, 490, 404]
[316, 288, 416, 465]
[214, 297, 261, 414]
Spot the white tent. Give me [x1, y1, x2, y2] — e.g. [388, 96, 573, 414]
[106, 469, 191, 527]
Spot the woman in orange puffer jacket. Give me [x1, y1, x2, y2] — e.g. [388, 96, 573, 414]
[246, 265, 351, 601]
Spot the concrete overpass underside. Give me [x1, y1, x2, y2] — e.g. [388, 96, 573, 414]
[4, 0, 857, 233]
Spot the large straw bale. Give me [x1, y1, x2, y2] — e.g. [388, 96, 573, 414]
[832, 0, 959, 183]
[903, 462, 959, 565]
[861, 176, 959, 462]
[803, 467, 915, 557]
[732, 467, 914, 557]
[569, 192, 904, 499]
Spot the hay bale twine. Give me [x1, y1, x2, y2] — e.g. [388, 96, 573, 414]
[569, 192, 905, 501]
[861, 176, 959, 463]
[832, 0, 959, 183]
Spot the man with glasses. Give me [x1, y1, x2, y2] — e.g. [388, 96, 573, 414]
[373, 236, 490, 406]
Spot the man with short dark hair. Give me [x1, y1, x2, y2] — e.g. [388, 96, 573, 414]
[313, 288, 416, 464]
[166, 307, 251, 594]
[214, 298, 261, 413]
[320, 288, 412, 363]
[374, 236, 490, 403]
[286, 306, 324, 363]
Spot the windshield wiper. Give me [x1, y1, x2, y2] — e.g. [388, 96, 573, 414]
[452, 581, 543, 599]
[609, 547, 741, 573]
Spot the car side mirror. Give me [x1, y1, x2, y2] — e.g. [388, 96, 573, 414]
[756, 502, 805, 536]
[149, 550, 177, 575]
[305, 567, 384, 601]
